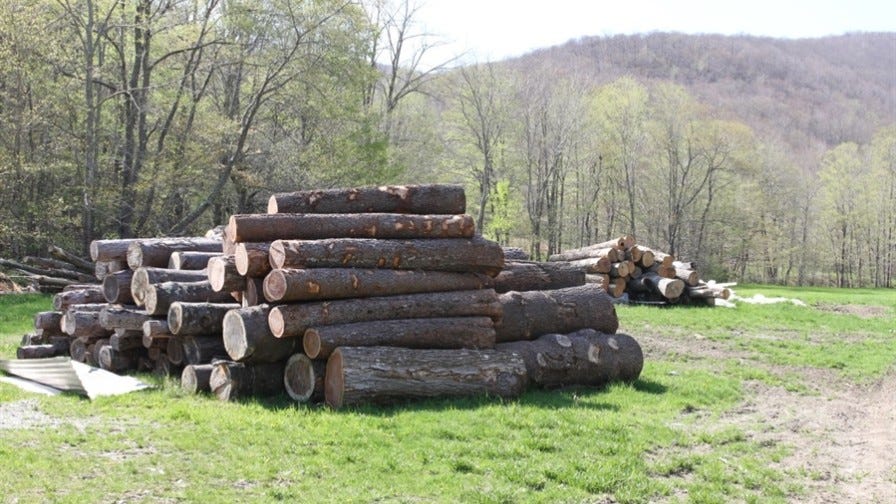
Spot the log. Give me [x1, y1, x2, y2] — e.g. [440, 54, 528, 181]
[609, 278, 627, 298]
[130, 267, 209, 306]
[641, 248, 674, 267]
[585, 274, 610, 290]
[84, 344, 99, 367]
[269, 289, 502, 339]
[626, 272, 685, 300]
[268, 236, 504, 276]
[110, 330, 144, 352]
[143, 281, 234, 316]
[209, 360, 287, 401]
[182, 335, 228, 365]
[674, 267, 699, 287]
[502, 247, 530, 261]
[223, 305, 299, 363]
[304, 316, 496, 359]
[99, 305, 153, 331]
[548, 246, 621, 263]
[647, 263, 676, 279]
[0, 258, 94, 282]
[325, 347, 529, 409]
[102, 270, 134, 304]
[625, 246, 643, 264]
[20, 333, 43, 346]
[90, 239, 139, 262]
[17, 344, 66, 359]
[267, 184, 466, 215]
[566, 256, 611, 274]
[283, 354, 325, 403]
[168, 251, 219, 270]
[62, 310, 113, 340]
[227, 213, 476, 243]
[635, 247, 655, 268]
[95, 260, 128, 281]
[167, 337, 185, 365]
[207, 255, 243, 293]
[234, 243, 271, 277]
[167, 301, 241, 335]
[495, 284, 619, 342]
[147, 346, 163, 362]
[126, 238, 222, 269]
[90, 339, 110, 366]
[142, 319, 170, 339]
[495, 329, 643, 387]
[53, 287, 105, 311]
[263, 268, 491, 303]
[47, 245, 95, 274]
[34, 311, 63, 331]
[153, 358, 181, 378]
[181, 364, 215, 394]
[242, 277, 266, 306]
[608, 261, 630, 279]
[69, 339, 88, 363]
[98, 346, 138, 373]
[492, 261, 584, 293]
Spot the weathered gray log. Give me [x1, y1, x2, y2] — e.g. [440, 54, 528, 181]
[627, 272, 684, 300]
[304, 316, 496, 359]
[153, 358, 181, 378]
[496, 329, 643, 388]
[495, 284, 619, 342]
[34, 311, 63, 331]
[227, 213, 475, 243]
[207, 255, 243, 293]
[234, 242, 271, 277]
[69, 339, 88, 363]
[167, 337, 185, 365]
[264, 268, 491, 303]
[143, 281, 234, 316]
[168, 251, 219, 270]
[126, 238, 222, 269]
[90, 239, 140, 262]
[142, 319, 170, 339]
[99, 305, 153, 331]
[325, 347, 529, 409]
[182, 335, 228, 365]
[283, 353, 325, 403]
[95, 260, 128, 281]
[98, 346, 138, 372]
[17, 344, 66, 359]
[502, 247, 529, 261]
[167, 301, 241, 335]
[566, 256, 612, 274]
[102, 269, 134, 304]
[209, 360, 287, 401]
[242, 277, 266, 307]
[269, 289, 502, 339]
[110, 330, 145, 351]
[47, 245, 95, 274]
[90, 339, 110, 366]
[267, 184, 466, 215]
[130, 267, 208, 306]
[635, 247, 655, 268]
[492, 261, 585, 293]
[53, 287, 105, 311]
[62, 310, 113, 340]
[181, 363, 215, 394]
[549, 245, 623, 263]
[223, 305, 299, 363]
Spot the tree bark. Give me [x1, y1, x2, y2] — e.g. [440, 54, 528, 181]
[91, 239, 140, 262]
[167, 301, 241, 335]
[17, 344, 67, 359]
[143, 281, 234, 316]
[304, 316, 496, 359]
[130, 267, 208, 306]
[263, 268, 492, 303]
[549, 246, 621, 263]
[234, 242, 271, 277]
[167, 337, 185, 365]
[98, 345, 138, 373]
[242, 277, 266, 307]
[207, 255, 243, 293]
[267, 184, 466, 215]
[495, 284, 618, 342]
[492, 261, 584, 293]
[168, 251, 219, 270]
[269, 236, 504, 276]
[103, 270, 135, 304]
[62, 310, 113, 340]
[227, 213, 475, 243]
[181, 363, 215, 394]
[53, 287, 105, 311]
[325, 346, 529, 409]
[95, 260, 128, 281]
[182, 335, 228, 365]
[223, 305, 299, 363]
[33, 311, 63, 331]
[126, 238, 222, 269]
[209, 360, 287, 401]
[99, 305, 154, 331]
[626, 272, 685, 300]
[283, 353, 325, 403]
[566, 256, 612, 274]
[110, 330, 144, 352]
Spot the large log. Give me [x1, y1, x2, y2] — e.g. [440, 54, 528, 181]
[99, 305, 154, 331]
[263, 268, 491, 303]
[110, 330, 144, 352]
[304, 316, 496, 359]
[62, 310, 113, 340]
[495, 284, 618, 342]
[325, 347, 529, 409]
[167, 301, 241, 335]
[492, 261, 585, 293]
[496, 329, 643, 388]
[269, 289, 502, 339]
[268, 236, 504, 276]
[181, 363, 215, 394]
[234, 242, 271, 277]
[182, 335, 228, 365]
[267, 184, 466, 215]
[102, 270, 135, 304]
[283, 354, 325, 403]
[207, 255, 243, 293]
[95, 260, 128, 281]
[126, 238, 222, 269]
[53, 287, 105, 311]
[143, 281, 234, 316]
[167, 337, 185, 365]
[209, 360, 287, 401]
[130, 267, 208, 306]
[90, 239, 140, 262]
[33, 311, 63, 331]
[168, 251, 219, 270]
[227, 213, 475, 243]
[223, 305, 299, 363]
[98, 346, 138, 373]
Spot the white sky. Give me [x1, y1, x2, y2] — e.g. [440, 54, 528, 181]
[410, 0, 896, 66]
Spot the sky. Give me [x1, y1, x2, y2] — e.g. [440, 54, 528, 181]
[409, 0, 896, 66]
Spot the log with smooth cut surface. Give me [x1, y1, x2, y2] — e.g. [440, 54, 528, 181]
[223, 305, 299, 363]
[167, 301, 241, 335]
[283, 353, 325, 403]
[490, 261, 585, 293]
[103, 270, 134, 304]
[267, 184, 466, 215]
[130, 267, 208, 306]
[181, 363, 215, 394]
[110, 330, 144, 351]
[495, 284, 619, 342]
[209, 360, 287, 401]
[33, 311, 63, 331]
[234, 242, 271, 277]
[98, 345, 138, 373]
[126, 238, 222, 269]
[62, 310, 113, 340]
[99, 305, 153, 331]
[207, 255, 243, 292]
[566, 256, 612, 274]
[143, 281, 234, 316]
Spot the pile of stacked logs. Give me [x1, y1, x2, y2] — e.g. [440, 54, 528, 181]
[548, 235, 732, 305]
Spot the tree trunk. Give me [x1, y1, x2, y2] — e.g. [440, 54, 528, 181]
[182, 335, 228, 365]
[324, 346, 528, 409]
[496, 329, 643, 387]
[209, 360, 287, 401]
[103, 270, 135, 304]
[492, 261, 584, 293]
[168, 251, 219, 270]
[234, 242, 271, 277]
[223, 305, 299, 363]
[90, 239, 139, 262]
[99, 306, 154, 331]
[167, 301, 241, 335]
[181, 363, 215, 394]
[227, 213, 475, 243]
[269, 236, 504, 276]
[283, 353, 325, 403]
[495, 284, 618, 342]
[207, 255, 243, 293]
[126, 238, 222, 269]
[267, 184, 466, 215]
[95, 260, 128, 280]
[130, 267, 208, 306]
[53, 287, 105, 311]
[269, 289, 502, 339]
[263, 268, 492, 303]
[143, 281, 234, 316]
[304, 316, 496, 359]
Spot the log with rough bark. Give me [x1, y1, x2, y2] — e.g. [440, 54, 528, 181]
[95, 260, 128, 281]
[304, 316, 496, 359]
[90, 239, 140, 262]
[267, 184, 466, 215]
[181, 363, 215, 394]
[242, 277, 265, 307]
[62, 310, 113, 340]
[209, 360, 287, 401]
[269, 236, 504, 276]
[495, 329, 643, 387]
[495, 284, 619, 342]
[207, 255, 243, 293]
[168, 251, 219, 270]
[99, 305, 154, 331]
[69, 339, 88, 363]
[143, 281, 234, 316]
[227, 213, 476, 243]
[182, 335, 228, 365]
[142, 319, 170, 340]
[53, 287, 105, 311]
[325, 346, 529, 409]
[502, 247, 529, 261]
[234, 242, 271, 277]
[167, 337, 185, 365]
[167, 301, 241, 335]
[223, 305, 299, 363]
[548, 246, 621, 263]
[17, 344, 67, 359]
[263, 268, 492, 303]
[130, 267, 208, 306]
[48, 245, 95, 274]
[126, 238, 222, 269]
[34, 311, 63, 331]
[566, 256, 612, 274]
[674, 266, 699, 286]
[626, 272, 685, 300]
[110, 330, 144, 352]
[283, 353, 325, 403]
[269, 289, 502, 339]
[492, 261, 585, 293]
[102, 270, 134, 304]
[98, 345, 138, 372]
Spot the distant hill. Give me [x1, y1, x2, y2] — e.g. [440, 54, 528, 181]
[510, 32, 896, 169]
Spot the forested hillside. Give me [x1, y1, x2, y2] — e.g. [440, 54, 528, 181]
[0, 1, 893, 287]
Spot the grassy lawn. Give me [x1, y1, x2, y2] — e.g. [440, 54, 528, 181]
[1, 286, 894, 503]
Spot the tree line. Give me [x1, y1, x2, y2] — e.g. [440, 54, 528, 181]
[0, 0, 893, 288]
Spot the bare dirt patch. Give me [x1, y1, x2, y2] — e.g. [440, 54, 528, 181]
[814, 303, 891, 319]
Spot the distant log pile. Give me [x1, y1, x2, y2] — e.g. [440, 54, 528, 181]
[549, 236, 732, 305]
[14, 184, 645, 408]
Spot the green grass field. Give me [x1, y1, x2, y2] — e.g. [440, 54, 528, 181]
[1, 286, 894, 503]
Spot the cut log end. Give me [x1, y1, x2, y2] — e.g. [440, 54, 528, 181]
[263, 270, 288, 302]
[324, 350, 345, 409]
[268, 241, 287, 270]
[222, 310, 250, 361]
[268, 308, 286, 338]
[283, 353, 319, 402]
[303, 329, 322, 359]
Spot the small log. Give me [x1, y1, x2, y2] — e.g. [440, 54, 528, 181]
[130, 267, 208, 306]
[47, 245, 95, 274]
[566, 256, 611, 274]
[234, 243, 271, 277]
[674, 267, 699, 286]
[167, 337, 185, 365]
[168, 251, 219, 270]
[34, 311, 63, 331]
[62, 310, 113, 340]
[242, 277, 266, 306]
[110, 330, 144, 352]
[167, 301, 241, 335]
[641, 248, 673, 267]
[102, 270, 134, 304]
[143, 281, 234, 316]
[181, 364, 215, 394]
[17, 344, 65, 359]
[95, 260, 128, 280]
[608, 261, 630, 278]
[0, 258, 94, 282]
[20, 333, 43, 346]
[207, 255, 243, 293]
[495, 284, 619, 342]
[304, 316, 496, 359]
[90, 339, 110, 365]
[283, 353, 325, 403]
[502, 247, 530, 261]
[263, 268, 491, 303]
[223, 305, 299, 363]
[153, 357, 181, 378]
[492, 261, 584, 293]
[99, 305, 153, 331]
[182, 335, 228, 365]
[269, 236, 504, 276]
[585, 273, 610, 290]
[126, 238, 222, 269]
[91, 239, 140, 262]
[98, 346, 138, 372]
[267, 184, 466, 215]
[549, 246, 620, 263]
[635, 247, 655, 268]
[269, 289, 502, 339]
[53, 287, 105, 311]
[627, 272, 685, 300]
[209, 360, 287, 401]
[142, 319, 170, 339]
[227, 213, 476, 243]
[69, 339, 88, 363]
[325, 347, 529, 409]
